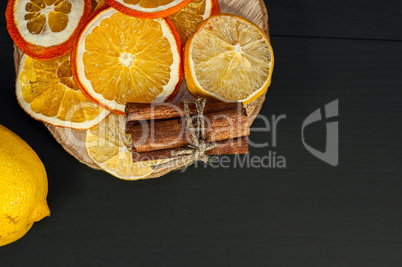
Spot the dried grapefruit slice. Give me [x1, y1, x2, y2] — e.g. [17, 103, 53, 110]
[6, 0, 92, 59]
[105, 0, 192, 19]
[72, 7, 182, 114]
[16, 53, 109, 129]
[184, 14, 274, 104]
[169, 0, 220, 45]
[85, 113, 159, 180]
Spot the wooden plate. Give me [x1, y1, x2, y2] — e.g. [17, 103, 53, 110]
[13, 0, 270, 178]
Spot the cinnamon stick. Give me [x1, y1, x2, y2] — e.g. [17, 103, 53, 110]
[129, 108, 249, 152]
[132, 136, 249, 162]
[125, 102, 242, 126]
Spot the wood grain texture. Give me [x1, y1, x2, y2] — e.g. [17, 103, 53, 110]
[6, 33, 402, 267]
[268, 0, 402, 41]
[13, 0, 271, 177]
[4, 0, 402, 265]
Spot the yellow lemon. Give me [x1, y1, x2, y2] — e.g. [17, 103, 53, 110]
[0, 125, 50, 246]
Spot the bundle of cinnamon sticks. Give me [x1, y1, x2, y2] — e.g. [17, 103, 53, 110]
[125, 100, 250, 163]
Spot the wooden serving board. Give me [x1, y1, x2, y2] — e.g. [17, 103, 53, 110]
[13, 0, 271, 178]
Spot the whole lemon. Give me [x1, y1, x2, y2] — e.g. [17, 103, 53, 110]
[0, 125, 50, 246]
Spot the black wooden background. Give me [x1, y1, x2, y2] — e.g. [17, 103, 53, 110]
[1, 0, 402, 266]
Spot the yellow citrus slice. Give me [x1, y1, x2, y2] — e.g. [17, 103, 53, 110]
[6, 0, 92, 60]
[184, 14, 274, 104]
[85, 113, 159, 180]
[16, 53, 109, 129]
[169, 0, 220, 45]
[105, 0, 192, 19]
[72, 6, 183, 114]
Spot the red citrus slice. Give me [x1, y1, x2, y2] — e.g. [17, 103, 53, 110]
[105, 0, 193, 19]
[6, 0, 92, 60]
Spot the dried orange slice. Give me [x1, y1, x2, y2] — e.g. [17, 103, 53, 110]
[16, 53, 109, 129]
[85, 113, 160, 180]
[72, 7, 182, 114]
[94, 0, 108, 12]
[105, 0, 192, 19]
[184, 14, 274, 104]
[94, 0, 107, 10]
[6, 0, 92, 60]
[169, 0, 220, 45]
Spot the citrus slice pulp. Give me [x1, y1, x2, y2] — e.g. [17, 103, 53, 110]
[169, 0, 220, 45]
[16, 53, 109, 129]
[85, 113, 159, 180]
[184, 14, 274, 104]
[72, 7, 183, 114]
[105, 0, 193, 19]
[6, 0, 92, 59]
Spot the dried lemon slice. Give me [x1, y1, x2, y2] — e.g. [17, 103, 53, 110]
[85, 113, 159, 180]
[184, 14, 274, 104]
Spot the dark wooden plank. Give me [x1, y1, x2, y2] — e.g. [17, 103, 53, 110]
[2, 1, 402, 41]
[265, 0, 402, 40]
[1, 28, 402, 264]
[1, 1, 402, 264]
